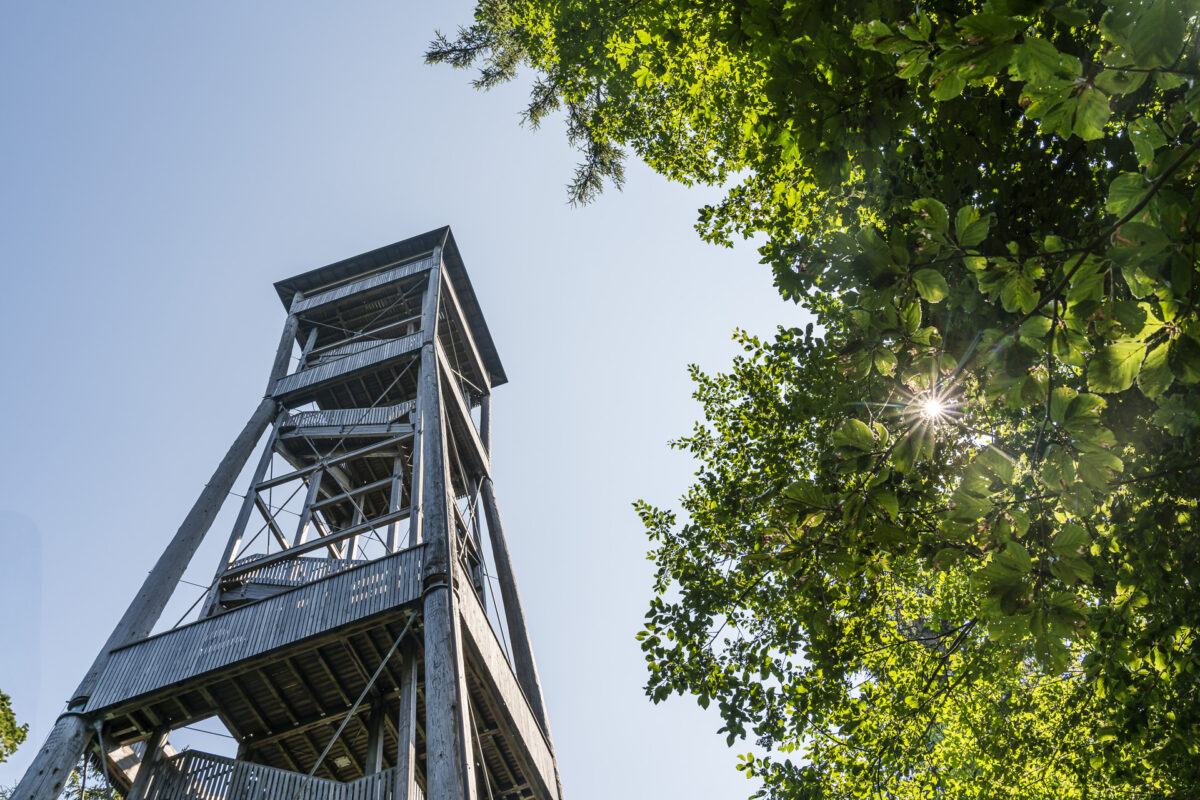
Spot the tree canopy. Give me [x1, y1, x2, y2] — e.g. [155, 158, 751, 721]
[0, 692, 26, 766]
[430, 0, 1200, 796]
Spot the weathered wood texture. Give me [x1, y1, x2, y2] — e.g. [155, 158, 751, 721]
[478, 480, 552, 741]
[422, 585, 474, 800]
[227, 554, 363, 588]
[284, 401, 416, 431]
[394, 655, 419, 800]
[140, 749, 425, 800]
[289, 254, 436, 315]
[86, 548, 424, 713]
[457, 574, 558, 800]
[272, 334, 421, 399]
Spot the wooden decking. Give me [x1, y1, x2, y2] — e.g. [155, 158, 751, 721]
[86, 547, 424, 714]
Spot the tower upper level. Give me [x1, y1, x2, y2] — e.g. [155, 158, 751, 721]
[268, 227, 505, 409]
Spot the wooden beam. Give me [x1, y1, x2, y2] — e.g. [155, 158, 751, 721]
[364, 706, 386, 775]
[293, 469, 326, 546]
[256, 435, 409, 491]
[311, 476, 393, 513]
[394, 656, 418, 800]
[203, 410, 287, 615]
[307, 314, 422, 358]
[124, 726, 168, 800]
[478, 478, 553, 742]
[221, 508, 410, 579]
[437, 341, 491, 477]
[439, 269, 490, 392]
[253, 494, 292, 551]
[386, 456, 405, 552]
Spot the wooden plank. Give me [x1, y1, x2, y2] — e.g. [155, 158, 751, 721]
[457, 568, 558, 800]
[478, 478, 552, 740]
[282, 423, 414, 440]
[291, 254, 435, 315]
[294, 468, 327, 546]
[254, 493, 292, 550]
[272, 334, 421, 399]
[439, 268, 490, 392]
[436, 340, 491, 477]
[394, 655, 418, 800]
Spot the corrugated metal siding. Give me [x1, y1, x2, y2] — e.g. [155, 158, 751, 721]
[87, 548, 423, 712]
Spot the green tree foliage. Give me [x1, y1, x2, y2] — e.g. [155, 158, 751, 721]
[430, 0, 1200, 796]
[0, 692, 27, 765]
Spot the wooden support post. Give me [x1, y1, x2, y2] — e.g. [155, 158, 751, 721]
[364, 706, 386, 775]
[293, 468, 325, 546]
[125, 726, 169, 800]
[202, 409, 286, 615]
[418, 252, 478, 800]
[347, 504, 363, 560]
[300, 325, 319, 368]
[394, 655, 418, 800]
[12, 308, 297, 800]
[386, 456, 404, 552]
[478, 478, 554, 742]
[478, 393, 491, 456]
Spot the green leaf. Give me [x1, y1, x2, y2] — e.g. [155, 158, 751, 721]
[930, 69, 966, 100]
[1050, 386, 1077, 423]
[1088, 340, 1147, 393]
[1106, 173, 1151, 218]
[957, 13, 1025, 42]
[1137, 342, 1173, 398]
[997, 541, 1032, 573]
[1152, 395, 1199, 433]
[901, 301, 922, 333]
[833, 418, 877, 451]
[1052, 523, 1089, 556]
[1094, 69, 1147, 95]
[911, 198, 949, 234]
[1051, 5, 1091, 27]
[1168, 336, 1200, 384]
[912, 268, 949, 303]
[955, 206, 990, 247]
[874, 491, 899, 521]
[783, 480, 827, 507]
[1071, 86, 1110, 140]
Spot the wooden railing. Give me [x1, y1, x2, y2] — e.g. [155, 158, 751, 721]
[272, 334, 422, 399]
[86, 547, 423, 713]
[289, 254, 436, 315]
[284, 401, 415, 431]
[142, 749, 423, 800]
[226, 555, 363, 588]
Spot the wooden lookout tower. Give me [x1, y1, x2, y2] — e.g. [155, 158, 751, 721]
[15, 228, 563, 800]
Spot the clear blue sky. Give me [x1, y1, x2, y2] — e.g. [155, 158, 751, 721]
[0, 3, 804, 796]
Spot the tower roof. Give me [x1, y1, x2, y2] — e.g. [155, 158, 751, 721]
[273, 226, 507, 387]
